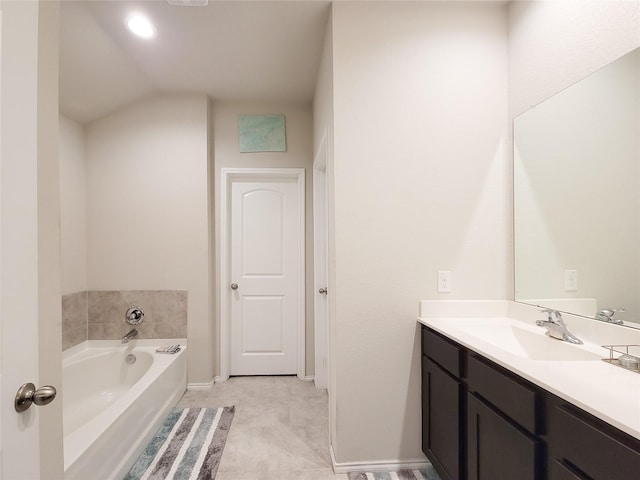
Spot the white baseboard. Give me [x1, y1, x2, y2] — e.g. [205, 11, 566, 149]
[190, 375, 306, 387]
[186, 379, 215, 390]
[330, 444, 429, 474]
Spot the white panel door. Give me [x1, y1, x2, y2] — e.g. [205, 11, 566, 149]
[1, 1, 63, 478]
[229, 178, 302, 375]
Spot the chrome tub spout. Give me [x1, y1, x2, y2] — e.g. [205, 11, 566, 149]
[121, 329, 139, 344]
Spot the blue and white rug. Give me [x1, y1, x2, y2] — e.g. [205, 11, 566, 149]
[124, 406, 235, 480]
[347, 466, 441, 480]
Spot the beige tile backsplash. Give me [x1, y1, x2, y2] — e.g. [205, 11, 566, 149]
[62, 291, 88, 350]
[62, 290, 187, 350]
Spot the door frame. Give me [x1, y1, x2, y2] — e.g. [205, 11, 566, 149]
[219, 168, 306, 381]
[313, 130, 329, 390]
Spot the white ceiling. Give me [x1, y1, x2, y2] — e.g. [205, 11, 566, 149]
[59, 0, 331, 124]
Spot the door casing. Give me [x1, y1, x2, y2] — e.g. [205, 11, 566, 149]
[220, 168, 306, 381]
[313, 130, 329, 390]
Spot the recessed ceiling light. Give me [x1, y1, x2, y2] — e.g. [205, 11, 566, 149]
[127, 14, 155, 39]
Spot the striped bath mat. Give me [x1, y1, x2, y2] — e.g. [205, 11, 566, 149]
[347, 466, 441, 480]
[124, 406, 235, 480]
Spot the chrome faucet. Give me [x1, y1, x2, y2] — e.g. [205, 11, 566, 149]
[121, 328, 138, 344]
[594, 308, 624, 325]
[535, 309, 583, 345]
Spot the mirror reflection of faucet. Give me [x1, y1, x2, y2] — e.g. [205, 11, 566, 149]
[535, 308, 583, 344]
[594, 308, 625, 325]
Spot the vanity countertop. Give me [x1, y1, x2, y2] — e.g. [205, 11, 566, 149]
[417, 314, 640, 440]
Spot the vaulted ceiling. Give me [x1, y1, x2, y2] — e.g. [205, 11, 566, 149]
[59, 1, 331, 124]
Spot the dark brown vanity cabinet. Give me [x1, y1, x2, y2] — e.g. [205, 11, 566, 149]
[467, 394, 538, 480]
[546, 396, 640, 480]
[421, 324, 640, 480]
[466, 355, 542, 480]
[422, 328, 464, 480]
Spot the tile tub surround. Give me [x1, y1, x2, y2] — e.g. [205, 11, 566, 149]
[62, 290, 188, 350]
[62, 291, 89, 350]
[89, 290, 188, 340]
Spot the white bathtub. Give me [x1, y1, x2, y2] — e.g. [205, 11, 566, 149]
[63, 340, 187, 480]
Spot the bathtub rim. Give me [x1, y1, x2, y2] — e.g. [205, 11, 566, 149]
[63, 339, 187, 474]
[62, 338, 188, 360]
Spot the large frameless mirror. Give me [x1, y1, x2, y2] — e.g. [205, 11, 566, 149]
[514, 47, 640, 330]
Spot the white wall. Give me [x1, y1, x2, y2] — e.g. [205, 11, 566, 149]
[212, 101, 315, 376]
[85, 94, 213, 383]
[313, 10, 333, 162]
[330, 1, 508, 464]
[59, 114, 87, 295]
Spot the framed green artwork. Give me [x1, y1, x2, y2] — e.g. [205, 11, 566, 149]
[238, 114, 287, 153]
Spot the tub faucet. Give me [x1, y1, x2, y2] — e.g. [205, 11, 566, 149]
[535, 309, 583, 345]
[121, 329, 138, 344]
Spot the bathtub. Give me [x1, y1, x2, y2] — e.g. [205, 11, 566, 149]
[63, 340, 187, 480]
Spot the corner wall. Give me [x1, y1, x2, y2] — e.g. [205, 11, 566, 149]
[312, 6, 337, 452]
[59, 114, 87, 295]
[330, 1, 509, 465]
[85, 94, 213, 383]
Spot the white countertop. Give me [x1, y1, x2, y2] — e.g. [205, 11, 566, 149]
[417, 312, 640, 440]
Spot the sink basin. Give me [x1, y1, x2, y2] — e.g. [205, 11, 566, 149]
[458, 323, 602, 361]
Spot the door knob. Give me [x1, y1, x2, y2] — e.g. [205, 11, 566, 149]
[15, 383, 57, 412]
[230, 283, 238, 290]
[319, 287, 328, 295]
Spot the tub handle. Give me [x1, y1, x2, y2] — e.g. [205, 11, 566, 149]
[14, 383, 57, 412]
[126, 307, 145, 325]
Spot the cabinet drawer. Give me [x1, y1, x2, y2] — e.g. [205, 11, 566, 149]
[467, 354, 539, 434]
[422, 327, 462, 378]
[548, 402, 640, 480]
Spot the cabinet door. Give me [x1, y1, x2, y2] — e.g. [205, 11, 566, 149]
[549, 459, 589, 480]
[422, 357, 462, 480]
[547, 401, 640, 480]
[467, 393, 540, 480]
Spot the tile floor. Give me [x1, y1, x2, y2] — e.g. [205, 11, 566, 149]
[177, 376, 347, 480]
